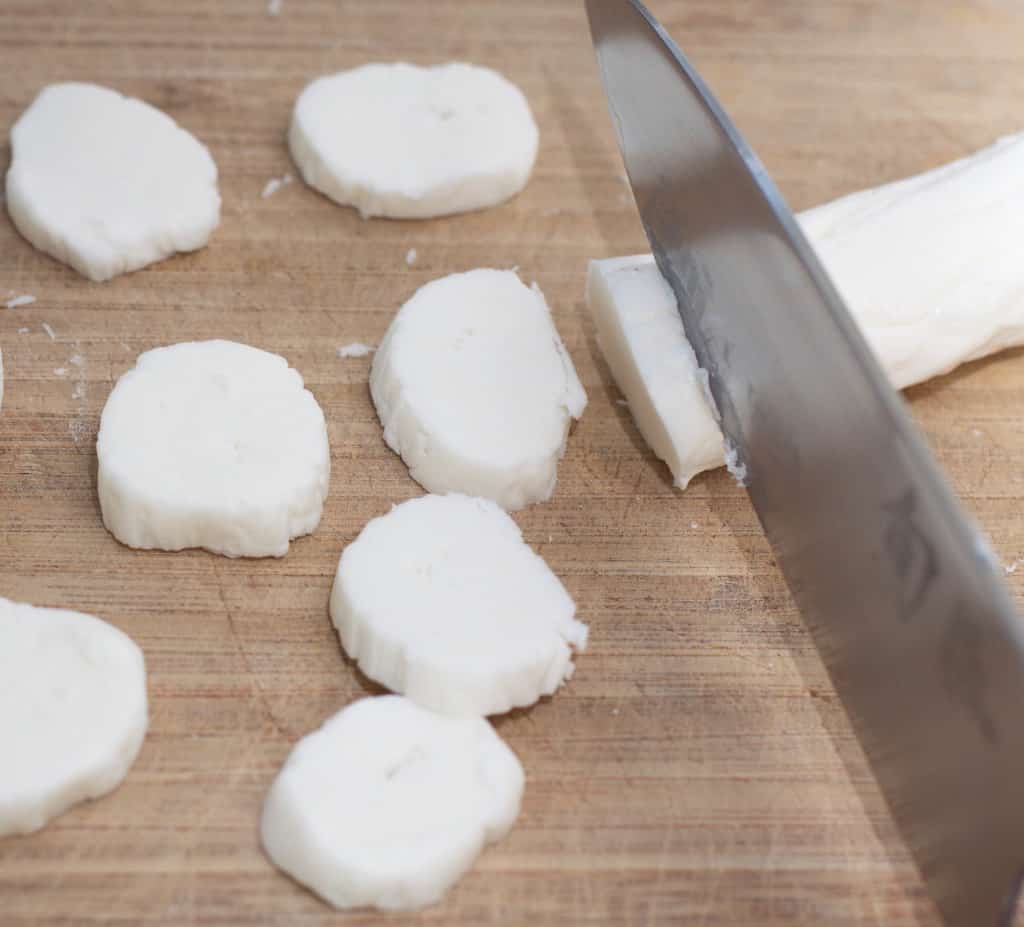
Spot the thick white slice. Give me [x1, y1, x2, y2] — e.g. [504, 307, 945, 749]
[97, 340, 330, 558]
[371, 269, 586, 510]
[330, 493, 587, 717]
[0, 597, 148, 836]
[6, 83, 220, 282]
[289, 62, 538, 219]
[587, 132, 1024, 488]
[261, 695, 524, 911]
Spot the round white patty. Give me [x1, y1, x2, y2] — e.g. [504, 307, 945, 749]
[371, 269, 586, 510]
[5, 82, 220, 282]
[289, 62, 538, 219]
[97, 340, 330, 558]
[261, 695, 524, 911]
[330, 493, 588, 717]
[0, 597, 148, 837]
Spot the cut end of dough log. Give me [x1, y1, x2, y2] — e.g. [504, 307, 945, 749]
[371, 268, 586, 510]
[289, 62, 538, 219]
[0, 598, 148, 837]
[585, 255, 723, 489]
[330, 493, 588, 717]
[5, 82, 220, 282]
[261, 695, 524, 910]
[97, 340, 330, 558]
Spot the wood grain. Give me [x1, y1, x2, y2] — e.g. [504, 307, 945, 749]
[2, 1, 1024, 924]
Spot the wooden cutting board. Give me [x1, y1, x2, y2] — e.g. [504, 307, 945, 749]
[3, 1, 1024, 924]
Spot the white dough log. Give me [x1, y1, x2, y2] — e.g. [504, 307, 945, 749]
[0, 597, 148, 836]
[5, 83, 220, 282]
[371, 269, 586, 510]
[330, 493, 588, 717]
[289, 62, 538, 219]
[587, 133, 1024, 488]
[261, 695, 524, 911]
[97, 340, 330, 558]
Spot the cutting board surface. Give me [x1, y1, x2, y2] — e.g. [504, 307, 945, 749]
[3, 2, 1024, 924]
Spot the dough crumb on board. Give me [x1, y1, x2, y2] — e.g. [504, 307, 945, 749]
[267, 0, 282, 15]
[5, 294, 35, 309]
[260, 173, 292, 199]
[41, 322, 56, 340]
[405, 248, 417, 266]
[337, 342, 374, 359]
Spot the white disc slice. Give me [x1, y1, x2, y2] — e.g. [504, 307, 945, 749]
[5, 82, 220, 282]
[97, 340, 330, 558]
[370, 269, 586, 510]
[330, 493, 588, 717]
[261, 695, 524, 911]
[0, 597, 148, 837]
[289, 62, 538, 219]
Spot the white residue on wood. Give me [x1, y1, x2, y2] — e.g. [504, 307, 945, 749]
[261, 173, 293, 199]
[42, 322, 56, 340]
[405, 248, 418, 266]
[267, 0, 282, 15]
[338, 342, 375, 359]
[5, 293, 36, 309]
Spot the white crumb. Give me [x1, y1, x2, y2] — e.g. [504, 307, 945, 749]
[723, 441, 748, 486]
[69, 420, 89, 444]
[972, 428, 983, 437]
[1006, 559, 1022, 575]
[42, 323, 56, 340]
[548, 535, 553, 543]
[69, 354, 84, 367]
[72, 382, 85, 401]
[611, 707, 620, 716]
[405, 248, 418, 267]
[690, 521, 698, 529]
[338, 342, 375, 359]
[615, 398, 628, 406]
[53, 368, 68, 377]
[267, 0, 282, 15]
[260, 173, 292, 199]
[18, 327, 28, 334]
[5, 294, 36, 309]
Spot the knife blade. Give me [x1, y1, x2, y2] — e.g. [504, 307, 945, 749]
[585, 1, 1024, 923]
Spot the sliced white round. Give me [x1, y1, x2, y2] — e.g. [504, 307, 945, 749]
[371, 269, 586, 510]
[97, 340, 330, 558]
[330, 493, 588, 717]
[5, 82, 220, 282]
[0, 597, 148, 837]
[289, 62, 538, 219]
[261, 695, 524, 911]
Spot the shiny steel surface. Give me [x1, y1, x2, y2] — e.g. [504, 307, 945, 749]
[586, 1, 1024, 923]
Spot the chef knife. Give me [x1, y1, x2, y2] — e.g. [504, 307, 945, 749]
[585, 1, 1024, 924]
